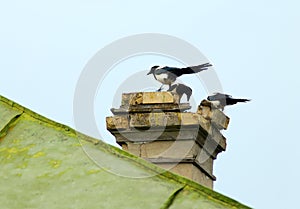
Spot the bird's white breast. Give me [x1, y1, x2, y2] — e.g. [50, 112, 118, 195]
[210, 100, 221, 109]
[155, 73, 172, 84]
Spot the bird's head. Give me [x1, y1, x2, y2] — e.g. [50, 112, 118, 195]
[207, 95, 213, 100]
[147, 65, 159, 75]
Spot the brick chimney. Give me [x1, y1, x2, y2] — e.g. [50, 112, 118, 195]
[106, 92, 229, 189]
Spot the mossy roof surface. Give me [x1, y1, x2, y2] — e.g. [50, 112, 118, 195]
[0, 95, 251, 209]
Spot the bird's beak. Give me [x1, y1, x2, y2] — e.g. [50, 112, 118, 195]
[147, 71, 151, 75]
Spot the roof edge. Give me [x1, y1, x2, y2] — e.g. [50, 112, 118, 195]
[0, 94, 251, 209]
[0, 95, 99, 144]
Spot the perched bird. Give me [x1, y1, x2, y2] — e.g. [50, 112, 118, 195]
[147, 63, 212, 91]
[207, 93, 250, 110]
[168, 83, 192, 101]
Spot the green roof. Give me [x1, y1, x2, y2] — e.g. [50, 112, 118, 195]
[0, 95, 251, 209]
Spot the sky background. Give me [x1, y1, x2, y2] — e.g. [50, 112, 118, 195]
[1, 1, 300, 208]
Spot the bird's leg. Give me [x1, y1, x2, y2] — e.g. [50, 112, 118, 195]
[167, 84, 171, 91]
[157, 84, 164, 92]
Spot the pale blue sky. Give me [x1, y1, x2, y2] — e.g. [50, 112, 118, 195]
[1, 1, 300, 208]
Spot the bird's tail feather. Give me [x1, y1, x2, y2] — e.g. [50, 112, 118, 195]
[233, 99, 251, 103]
[189, 63, 212, 73]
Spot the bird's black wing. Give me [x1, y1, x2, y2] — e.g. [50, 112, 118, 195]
[208, 93, 230, 101]
[155, 63, 212, 77]
[207, 93, 230, 107]
[155, 66, 181, 75]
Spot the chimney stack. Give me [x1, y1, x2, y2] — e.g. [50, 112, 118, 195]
[106, 92, 229, 189]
